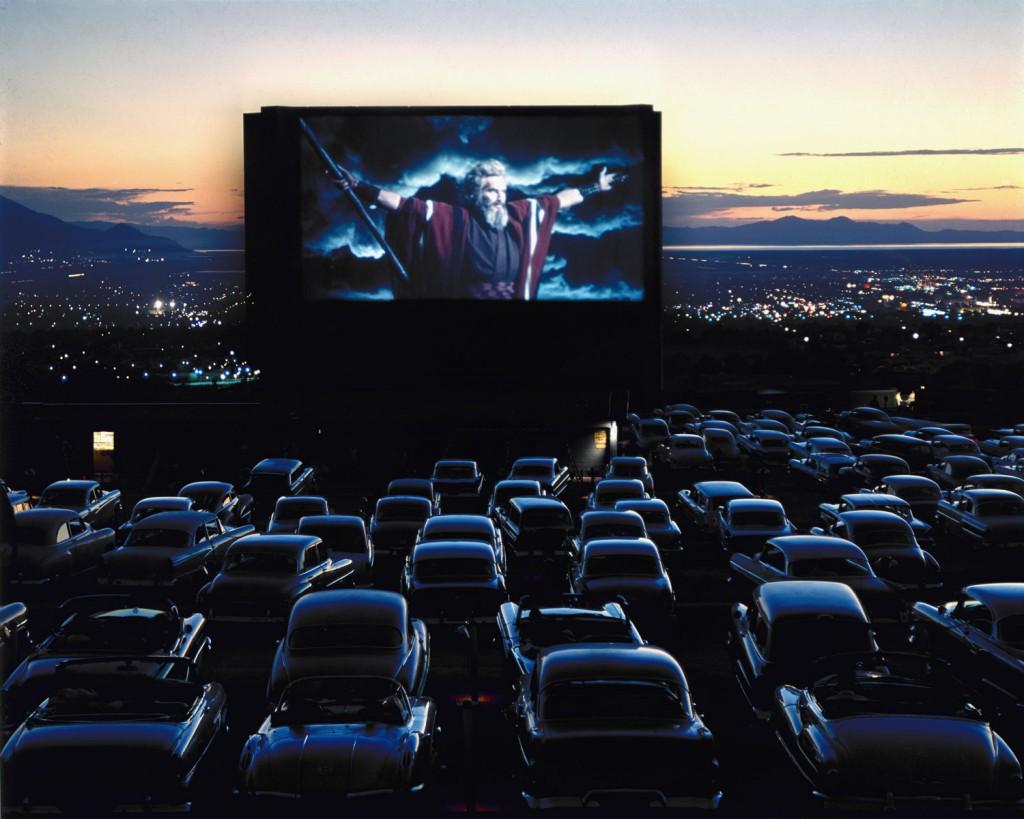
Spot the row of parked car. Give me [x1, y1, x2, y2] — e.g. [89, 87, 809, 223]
[4, 400, 1024, 811]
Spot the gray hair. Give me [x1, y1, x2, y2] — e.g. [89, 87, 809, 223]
[463, 159, 507, 201]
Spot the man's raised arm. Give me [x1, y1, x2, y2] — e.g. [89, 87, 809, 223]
[334, 169, 402, 211]
[555, 166, 621, 210]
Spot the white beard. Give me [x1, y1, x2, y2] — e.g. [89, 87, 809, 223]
[479, 201, 509, 230]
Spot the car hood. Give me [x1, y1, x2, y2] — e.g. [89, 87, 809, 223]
[823, 716, 1008, 795]
[247, 723, 408, 796]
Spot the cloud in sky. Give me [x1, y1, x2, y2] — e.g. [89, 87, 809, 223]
[664, 182, 775, 194]
[944, 184, 1022, 192]
[663, 187, 977, 223]
[781, 148, 1024, 157]
[0, 185, 195, 223]
[536, 272, 643, 301]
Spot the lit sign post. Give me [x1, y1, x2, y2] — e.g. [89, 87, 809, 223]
[92, 430, 115, 481]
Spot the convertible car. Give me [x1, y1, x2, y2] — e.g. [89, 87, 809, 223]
[266, 589, 428, 703]
[773, 652, 1024, 809]
[238, 676, 436, 804]
[512, 645, 721, 809]
[1, 656, 227, 812]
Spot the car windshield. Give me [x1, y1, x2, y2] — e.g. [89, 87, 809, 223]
[541, 680, 688, 721]
[288, 624, 403, 650]
[38, 681, 198, 722]
[976, 499, 1024, 517]
[49, 610, 175, 653]
[730, 511, 783, 528]
[789, 557, 872, 579]
[584, 524, 644, 540]
[179, 490, 222, 511]
[13, 523, 57, 546]
[512, 465, 552, 479]
[276, 502, 325, 521]
[415, 558, 494, 581]
[276, 678, 406, 726]
[38, 488, 86, 509]
[435, 465, 475, 479]
[520, 616, 634, 657]
[815, 672, 974, 720]
[224, 550, 297, 574]
[377, 503, 428, 523]
[125, 528, 190, 548]
[300, 524, 366, 554]
[585, 554, 660, 577]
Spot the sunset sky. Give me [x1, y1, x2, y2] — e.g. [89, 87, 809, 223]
[2, 0, 1022, 230]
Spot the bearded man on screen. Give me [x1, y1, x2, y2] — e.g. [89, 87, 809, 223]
[339, 159, 621, 299]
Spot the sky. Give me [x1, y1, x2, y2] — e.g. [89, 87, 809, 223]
[1, 0, 1022, 230]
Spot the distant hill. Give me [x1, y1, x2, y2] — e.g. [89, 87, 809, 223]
[0, 195, 194, 259]
[73, 220, 244, 251]
[663, 215, 1024, 246]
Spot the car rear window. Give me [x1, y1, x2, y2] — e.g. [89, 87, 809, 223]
[414, 558, 494, 580]
[377, 502, 429, 523]
[976, 499, 1024, 517]
[276, 502, 326, 521]
[225, 551, 297, 573]
[730, 511, 783, 528]
[522, 509, 572, 529]
[541, 680, 687, 721]
[435, 465, 475, 479]
[125, 528, 190, 548]
[288, 624, 403, 650]
[300, 524, 366, 554]
[584, 523, 644, 540]
[895, 486, 940, 501]
[38, 488, 86, 509]
[789, 557, 872, 579]
[585, 554, 660, 577]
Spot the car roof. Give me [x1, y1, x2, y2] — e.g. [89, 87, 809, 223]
[614, 499, 670, 512]
[610, 456, 647, 466]
[43, 479, 98, 490]
[766, 535, 866, 561]
[752, 429, 789, 441]
[841, 493, 909, 508]
[873, 434, 925, 444]
[581, 510, 646, 526]
[252, 458, 303, 475]
[965, 584, 1024, 622]
[434, 459, 477, 468]
[423, 514, 495, 532]
[943, 455, 990, 466]
[376, 495, 432, 509]
[276, 495, 327, 506]
[411, 541, 495, 561]
[668, 434, 704, 443]
[595, 478, 646, 492]
[756, 580, 869, 623]
[538, 645, 685, 690]
[289, 589, 406, 629]
[838, 510, 912, 528]
[512, 457, 556, 467]
[964, 473, 1024, 486]
[510, 496, 568, 512]
[15, 508, 81, 527]
[960, 488, 1024, 502]
[229, 534, 319, 555]
[133, 496, 192, 509]
[882, 474, 941, 488]
[179, 481, 232, 495]
[388, 478, 432, 489]
[860, 453, 910, 465]
[131, 510, 216, 531]
[934, 434, 974, 444]
[298, 514, 366, 531]
[693, 481, 754, 497]
[726, 498, 784, 513]
[807, 436, 849, 447]
[582, 538, 660, 559]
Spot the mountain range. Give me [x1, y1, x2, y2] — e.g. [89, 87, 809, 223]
[663, 215, 1024, 245]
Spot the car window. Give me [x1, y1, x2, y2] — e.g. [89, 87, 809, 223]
[66, 520, 85, 537]
[957, 600, 994, 633]
[55, 523, 71, 543]
[762, 547, 785, 572]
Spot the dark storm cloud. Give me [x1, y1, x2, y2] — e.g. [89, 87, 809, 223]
[0, 185, 195, 223]
[663, 188, 976, 222]
[781, 148, 1024, 157]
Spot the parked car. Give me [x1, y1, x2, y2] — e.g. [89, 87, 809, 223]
[677, 480, 756, 532]
[297, 515, 374, 584]
[117, 496, 193, 544]
[729, 580, 878, 716]
[666, 408, 702, 434]
[717, 498, 796, 555]
[949, 473, 1024, 499]
[401, 541, 506, 624]
[793, 425, 853, 445]
[604, 456, 655, 493]
[858, 434, 934, 471]
[925, 455, 993, 490]
[838, 454, 911, 489]
[706, 409, 742, 427]
[386, 477, 440, 515]
[935, 488, 1024, 552]
[585, 478, 649, 511]
[0, 602, 30, 681]
[867, 474, 944, 522]
[267, 495, 330, 535]
[506, 457, 570, 497]
[196, 534, 355, 627]
[930, 434, 983, 460]
[738, 429, 791, 465]
[499, 496, 576, 564]
[614, 498, 683, 553]
[178, 480, 253, 526]
[1, 656, 227, 812]
[496, 598, 643, 689]
[577, 510, 648, 548]
[488, 479, 543, 522]
[789, 438, 857, 483]
[238, 676, 436, 804]
[430, 459, 484, 507]
[980, 434, 1024, 459]
[836, 406, 900, 437]
[703, 427, 742, 467]
[369, 496, 433, 558]
[773, 652, 1024, 809]
[512, 645, 721, 809]
[632, 417, 671, 452]
[36, 479, 122, 528]
[911, 583, 1024, 722]
[996, 448, 1024, 478]
[415, 514, 505, 571]
[243, 458, 317, 520]
[819, 493, 934, 548]
[100, 510, 255, 589]
[569, 538, 674, 622]
[7, 508, 115, 587]
[266, 589, 428, 703]
[740, 418, 792, 438]
[2, 595, 211, 730]
[813, 510, 942, 593]
[3, 480, 32, 513]
[655, 434, 715, 471]
[729, 535, 903, 622]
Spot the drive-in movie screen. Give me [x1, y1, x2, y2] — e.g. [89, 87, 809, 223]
[299, 111, 648, 301]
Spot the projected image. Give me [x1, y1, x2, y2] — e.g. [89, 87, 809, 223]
[300, 113, 646, 301]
